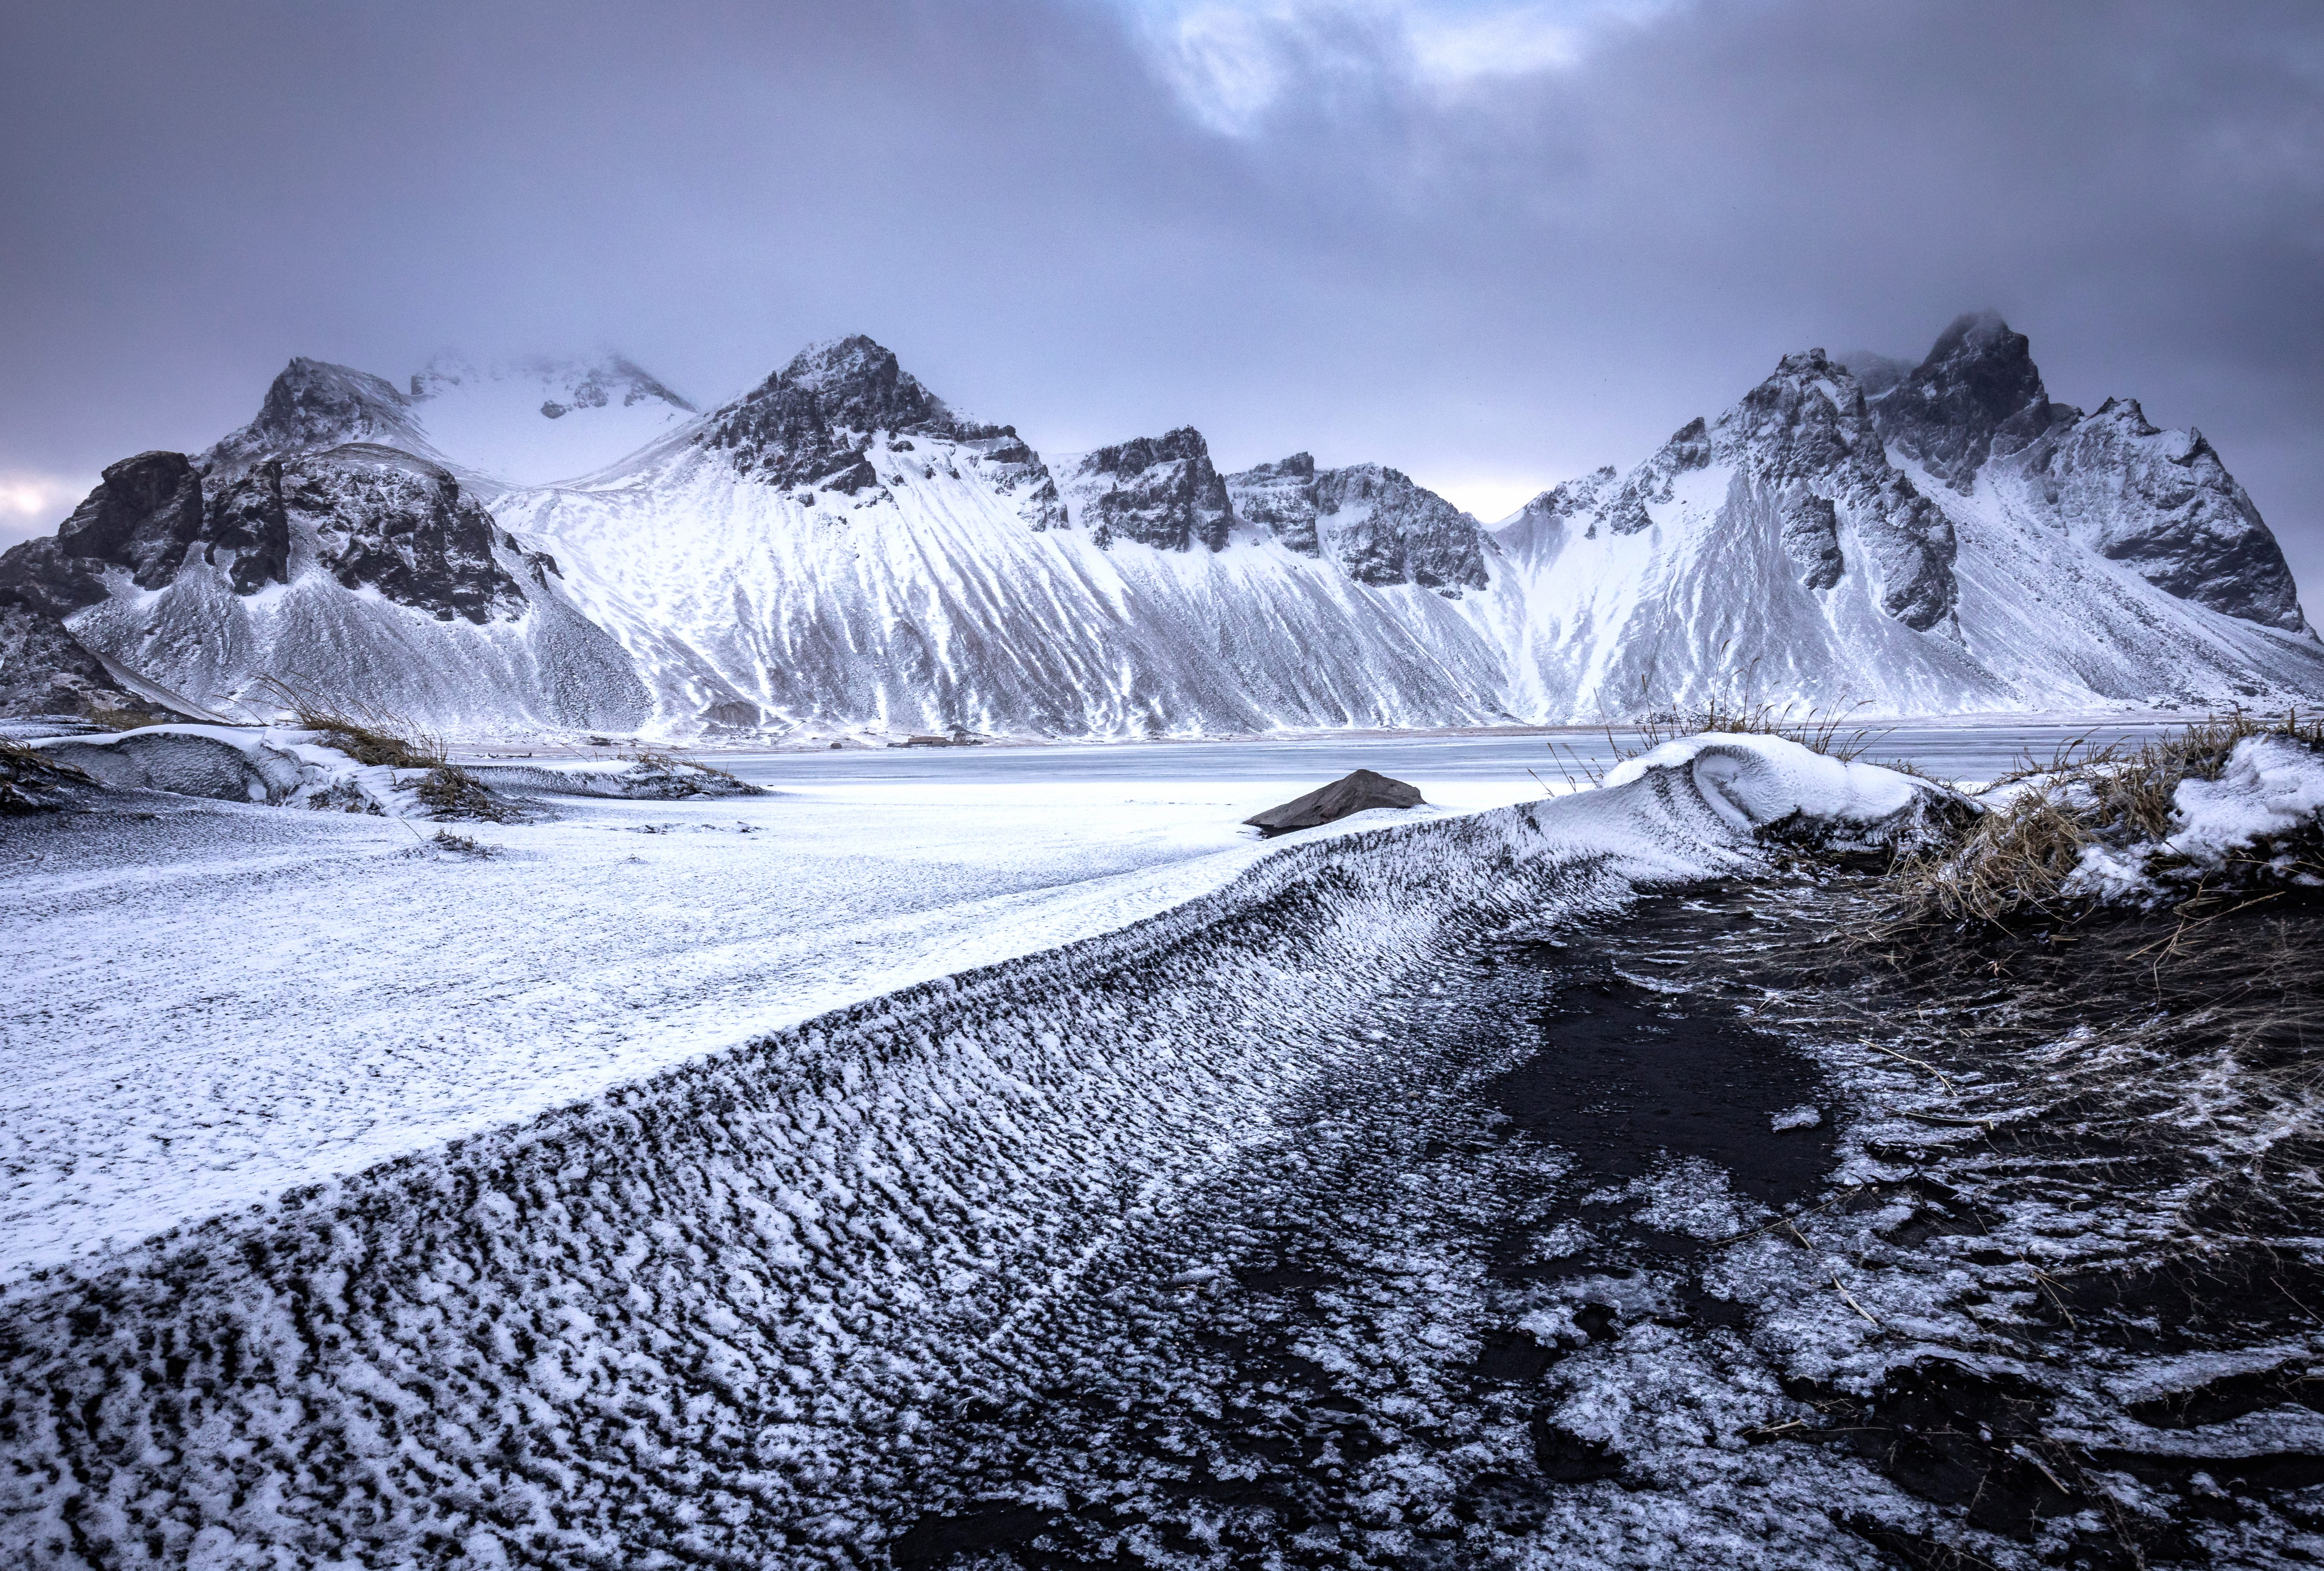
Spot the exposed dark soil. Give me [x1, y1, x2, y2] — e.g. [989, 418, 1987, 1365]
[886, 877, 2324, 1570]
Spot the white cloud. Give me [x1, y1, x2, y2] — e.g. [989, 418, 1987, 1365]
[1120, 0, 1676, 133]
[0, 470, 85, 546]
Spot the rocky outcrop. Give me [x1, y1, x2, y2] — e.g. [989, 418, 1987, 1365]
[1602, 418, 1715, 538]
[1995, 397, 2308, 633]
[1311, 464, 1491, 594]
[200, 459, 294, 594]
[699, 336, 1063, 529]
[291, 445, 530, 624]
[0, 443, 529, 628]
[1867, 311, 2078, 491]
[1866, 314, 2308, 633]
[1779, 492, 1844, 591]
[1724, 351, 1958, 632]
[1224, 455, 1491, 593]
[1062, 428, 1235, 553]
[1506, 466, 1617, 539]
[0, 452, 207, 619]
[1524, 352, 1959, 633]
[1223, 453, 1320, 554]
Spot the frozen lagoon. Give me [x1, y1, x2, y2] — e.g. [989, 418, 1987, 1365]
[0, 717, 2182, 1277]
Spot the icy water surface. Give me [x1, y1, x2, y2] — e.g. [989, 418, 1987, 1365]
[722, 717, 2188, 793]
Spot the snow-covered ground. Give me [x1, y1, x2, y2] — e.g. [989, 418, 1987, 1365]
[0, 755, 1520, 1280]
[0, 720, 2188, 1281]
[7, 723, 2315, 1567]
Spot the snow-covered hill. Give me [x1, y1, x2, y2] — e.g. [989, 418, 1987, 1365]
[2, 317, 2317, 737]
[1492, 321, 2324, 716]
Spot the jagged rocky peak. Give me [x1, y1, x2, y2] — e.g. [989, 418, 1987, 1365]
[1868, 311, 2077, 491]
[1223, 453, 1320, 554]
[1062, 427, 1235, 553]
[1523, 351, 1959, 634]
[1854, 311, 2309, 633]
[1508, 466, 1618, 529]
[1224, 454, 1491, 593]
[2006, 396, 2309, 633]
[1721, 350, 1958, 632]
[697, 335, 1063, 528]
[1311, 465, 1490, 595]
[204, 357, 436, 478]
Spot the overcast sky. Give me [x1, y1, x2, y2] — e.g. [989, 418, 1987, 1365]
[4, 0, 2320, 595]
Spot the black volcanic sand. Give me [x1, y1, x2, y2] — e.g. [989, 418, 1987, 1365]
[889, 883, 2324, 1571]
[889, 883, 1850, 1567]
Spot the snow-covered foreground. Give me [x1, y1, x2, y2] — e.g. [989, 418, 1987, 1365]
[0, 761, 1536, 1280]
[0, 734, 1967, 1566]
[0, 720, 2189, 1281]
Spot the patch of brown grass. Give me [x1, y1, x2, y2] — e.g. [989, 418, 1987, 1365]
[412, 763, 520, 823]
[1887, 707, 2324, 930]
[79, 703, 163, 733]
[256, 677, 444, 769]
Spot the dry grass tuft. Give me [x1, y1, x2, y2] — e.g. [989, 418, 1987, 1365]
[429, 828, 498, 858]
[0, 737, 97, 814]
[1618, 695, 1885, 763]
[1888, 707, 2324, 930]
[256, 677, 445, 770]
[412, 763, 520, 823]
[621, 749, 744, 785]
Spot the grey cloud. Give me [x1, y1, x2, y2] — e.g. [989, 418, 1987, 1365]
[2, 0, 2319, 594]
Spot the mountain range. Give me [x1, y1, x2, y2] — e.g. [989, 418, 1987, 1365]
[4, 317, 2318, 737]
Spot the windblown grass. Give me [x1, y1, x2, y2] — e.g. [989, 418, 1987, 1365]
[412, 763, 520, 823]
[0, 737, 96, 814]
[1888, 707, 2324, 930]
[1616, 695, 1886, 763]
[256, 677, 445, 770]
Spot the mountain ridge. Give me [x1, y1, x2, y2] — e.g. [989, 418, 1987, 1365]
[3, 316, 2316, 734]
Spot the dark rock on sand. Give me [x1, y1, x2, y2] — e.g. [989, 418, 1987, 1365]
[1244, 768, 1423, 837]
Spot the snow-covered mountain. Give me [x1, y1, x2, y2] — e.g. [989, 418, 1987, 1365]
[3, 317, 2318, 736]
[499, 339, 1512, 733]
[0, 359, 651, 730]
[1493, 315, 2322, 716]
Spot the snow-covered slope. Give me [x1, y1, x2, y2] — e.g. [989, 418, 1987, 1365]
[501, 340, 1514, 734]
[4, 317, 2317, 737]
